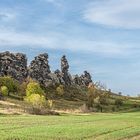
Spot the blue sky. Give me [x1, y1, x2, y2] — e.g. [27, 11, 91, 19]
[0, 0, 140, 96]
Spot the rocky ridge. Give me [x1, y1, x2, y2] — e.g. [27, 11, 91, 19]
[0, 51, 92, 87]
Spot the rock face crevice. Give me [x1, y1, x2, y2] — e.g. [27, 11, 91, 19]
[0, 51, 93, 87]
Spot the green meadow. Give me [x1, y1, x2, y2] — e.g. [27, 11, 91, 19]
[0, 112, 140, 140]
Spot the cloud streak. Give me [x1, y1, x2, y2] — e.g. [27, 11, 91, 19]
[0, 29, 133, 56]
[84, 0, 140, 29]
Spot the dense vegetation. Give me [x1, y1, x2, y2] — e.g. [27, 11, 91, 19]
[0, 76, 140, 114]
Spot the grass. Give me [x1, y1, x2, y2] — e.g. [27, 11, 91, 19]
[0, 112, 140, 140]
[0, 93, 140, 140]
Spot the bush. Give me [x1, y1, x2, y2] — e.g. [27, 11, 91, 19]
[87, 84, 98, 108]
[25, 94, 46, 108]
[26, 81, 45, 97]
[25, 81, 46, 114]
[47, 100, 53, 109]
[132, 103, 139, 108]
[99, 96, 109, 105]
[25, 94, 46, 114]
[1, 86, 8, 96]
[0, 76, 19, 95]
[56, 85, 64, 96]
[115, 98, 123, 107]
[112, 106, 116, 112]
[19, 81, 28, 96]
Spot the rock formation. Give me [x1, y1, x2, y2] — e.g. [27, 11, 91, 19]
[73, 71, 92, 86]
[61, 55, 72, 85]
[0, 51, 27, 81]
[54, 69, 65, 84]
[29, 53, 52, 87]
[73, 74, 82, 85]
[80, 71, 92, 86]
[0, 51, 93, 87]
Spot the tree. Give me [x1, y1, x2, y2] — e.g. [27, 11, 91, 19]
[26, 81, 44, 97]
[1, 86, 8, 96]
[115, 98, 123, 108]
[25, 81, 46, 114]
[95, 81, 107, 91]
[25, 94, 46, 114]
[108, 89, 111, 93]
[25, 94, 46, 108]
[47, 100, 53, 109]
[118, 92, 122, 96]
[87, 84, 98, 108]
[137, 94, 140, 98]
[19, 81, 28, 96]
[0, 76, 19, 95]
[87, 83, 109, 111]
[56, 85, 64, 96]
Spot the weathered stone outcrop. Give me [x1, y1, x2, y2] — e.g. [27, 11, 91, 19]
[0, 51, 27, 81]
[0, 51, 93, 87]
[54, 69, 65, 84]
[80, 71, 92, 86]
[73, 74, 82, 85]
[29, 53, 52, 87]
[73, 71, 92, 86]
[61, 55, 72, 85]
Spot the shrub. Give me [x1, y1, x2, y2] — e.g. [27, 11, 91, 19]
[0, 76, 19, 95]
[25, 94, 46, 114]
[87, 84, 98, 108]
[1, 86, 8, 96]
[19, 81, 28, 96]
[25, 81, 46, 114]
[115, 98, 123, 107]
[132, 103, 139, 108]
[56, 85, 64, 96]
[26, 81, 44, 97]
[112, 106, 116, 112]
[25, 94, 46, 108]
[99, 96, 109, 105]
[47, 100, 53, 109]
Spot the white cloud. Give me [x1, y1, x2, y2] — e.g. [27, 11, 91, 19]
[0, 30, 55, 48]
[64, 39, 127, 55]
[84, 0, 140, 29]
[43, 0, 63, 7]
[0, 29, 131, 56]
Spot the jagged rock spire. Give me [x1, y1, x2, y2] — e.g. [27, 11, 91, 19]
[0, 51, 93, 87]
[73, 71, 93, 86]
[61, 55, 69, 73]
[81, 71, 92, 86]
[0, 51, 27, 81]
[61, 55, 72, 85]
[29, 53, 51, 85]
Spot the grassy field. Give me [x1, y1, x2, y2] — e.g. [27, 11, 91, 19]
[0, 112, 140, 140]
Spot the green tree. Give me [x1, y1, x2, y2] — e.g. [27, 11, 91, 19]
[25, 94, 46, 108]
[87, 84, 98, 108]
[0, 76, 19, 95]
[25, 94, 46, 114]
[19, 81, 28, 96]
[1, 86, 8, 96]
[26, 81, 44, 97]
[115, 98, 123, 108]
[25, 81, 46, 114]
[56, 85, 64, 96]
